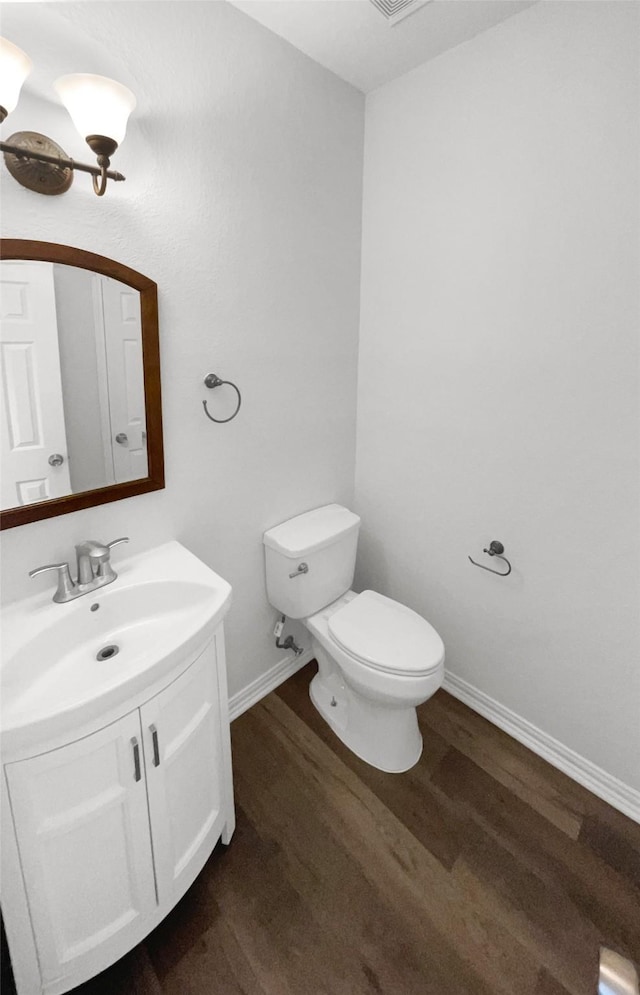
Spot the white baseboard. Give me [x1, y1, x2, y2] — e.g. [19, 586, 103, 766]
[443, 671, 640, 824]
[229, 650, 314, 722]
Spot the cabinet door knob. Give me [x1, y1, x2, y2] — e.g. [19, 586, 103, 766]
[150, 725, 160, 767]
[131, 737, 141, 782]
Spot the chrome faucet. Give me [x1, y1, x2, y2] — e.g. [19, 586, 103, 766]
[29, 537, 129, 603]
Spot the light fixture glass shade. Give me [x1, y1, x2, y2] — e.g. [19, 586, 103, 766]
[54, 73, 136, 147]
[0, 37, 33, 115]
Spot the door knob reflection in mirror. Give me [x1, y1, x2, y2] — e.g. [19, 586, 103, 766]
[115, 433, 128, 445]
[48, 453, 64, 467]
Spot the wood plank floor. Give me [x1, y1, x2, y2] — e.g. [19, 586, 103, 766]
[4, 662, 640, 995]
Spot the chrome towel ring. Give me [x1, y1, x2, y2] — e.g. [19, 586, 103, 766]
[468, 540, 512, 577]
[202, 373, 241, 423]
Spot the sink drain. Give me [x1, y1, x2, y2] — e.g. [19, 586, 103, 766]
[96, 644, 119, 662]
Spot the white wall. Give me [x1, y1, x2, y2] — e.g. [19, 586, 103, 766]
[356, 2, 640, 791]
[3, 0, 637, 804]
[0, 2, 364, 698]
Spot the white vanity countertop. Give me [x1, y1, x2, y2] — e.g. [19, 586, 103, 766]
[1, 541, 232, 759]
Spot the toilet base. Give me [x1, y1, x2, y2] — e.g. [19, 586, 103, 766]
[309, 670, 423, 774]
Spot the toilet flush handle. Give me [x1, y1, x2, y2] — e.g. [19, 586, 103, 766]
[289, 562, 309, 579]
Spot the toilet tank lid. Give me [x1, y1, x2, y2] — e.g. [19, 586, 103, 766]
[263, 504, 360, 557]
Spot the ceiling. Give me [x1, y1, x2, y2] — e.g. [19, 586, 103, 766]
[1, 1, 538, 100]
[227, 0, 538, 93]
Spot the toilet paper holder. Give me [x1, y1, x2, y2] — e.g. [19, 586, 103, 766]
[468, 540, 512, 577]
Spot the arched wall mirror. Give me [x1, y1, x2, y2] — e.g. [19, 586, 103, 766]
[0, 240, 164, 530]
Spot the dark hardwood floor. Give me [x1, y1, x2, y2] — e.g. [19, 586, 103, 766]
[5, 662, 640, 994]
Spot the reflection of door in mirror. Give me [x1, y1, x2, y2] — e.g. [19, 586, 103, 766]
[99, 275, 148, 483]
[0, 262, 147, 511]
[0, 261, 72, 507]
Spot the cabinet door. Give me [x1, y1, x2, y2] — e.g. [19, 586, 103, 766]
[141, 646, 226, 908]
[5, 710, 157, 991]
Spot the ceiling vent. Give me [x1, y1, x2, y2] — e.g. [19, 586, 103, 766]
[368, 0, 432, 27]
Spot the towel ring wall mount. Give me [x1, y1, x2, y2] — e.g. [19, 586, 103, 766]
[468, 540, 512, 576]
[202, 373, 242, 423]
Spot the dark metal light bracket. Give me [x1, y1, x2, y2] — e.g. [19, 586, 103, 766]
[2, 132, 73, 195]
[1, 131, 126, 196]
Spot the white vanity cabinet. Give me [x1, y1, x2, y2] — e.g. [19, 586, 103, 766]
[2, 632, 235, 995]
[139, 641, 229, 908]
[5, 710, 158, 991]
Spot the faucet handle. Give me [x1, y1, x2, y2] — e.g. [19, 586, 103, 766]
[29, 562, 76, 603]
[106, 537, 129, 550]
[29, 561, 69, 578]
[93, 537, 129, 583]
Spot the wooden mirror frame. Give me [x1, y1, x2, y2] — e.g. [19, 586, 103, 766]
[0, 240, 164, 530]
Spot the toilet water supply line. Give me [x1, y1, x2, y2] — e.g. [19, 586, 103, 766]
[274, 615, 304, 656]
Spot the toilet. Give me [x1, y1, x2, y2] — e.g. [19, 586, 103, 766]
[263, 504, 445, 773]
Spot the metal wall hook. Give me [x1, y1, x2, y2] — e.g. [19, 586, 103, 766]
[202, 372, 241, 423]
[468, 540, 512, 577]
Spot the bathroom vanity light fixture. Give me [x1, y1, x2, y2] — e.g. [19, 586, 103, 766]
[0, 38, 136, 197]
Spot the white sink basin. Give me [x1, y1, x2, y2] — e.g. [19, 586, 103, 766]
[1, 541, 232, 756]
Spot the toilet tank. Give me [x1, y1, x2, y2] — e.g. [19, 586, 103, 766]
[263, 504, 361, 619]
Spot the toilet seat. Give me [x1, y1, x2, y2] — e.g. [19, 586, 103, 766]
[328, 590, 444, 678]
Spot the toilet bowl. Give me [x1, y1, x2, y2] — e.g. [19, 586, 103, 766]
[305, 591, 444, 772]
[263, 504, 445, 773]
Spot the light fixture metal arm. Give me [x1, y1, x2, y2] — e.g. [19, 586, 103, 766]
[92, 157, 109, 196]
[0, 140, 126, 183]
